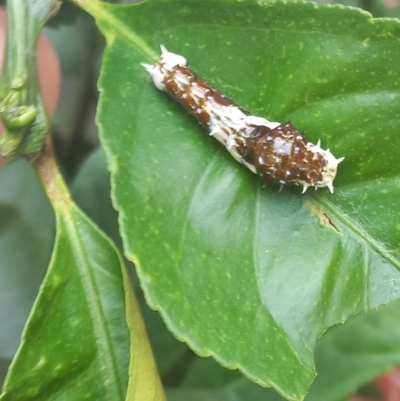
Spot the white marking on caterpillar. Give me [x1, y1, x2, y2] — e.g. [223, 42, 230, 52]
[142, 46, 344, 194]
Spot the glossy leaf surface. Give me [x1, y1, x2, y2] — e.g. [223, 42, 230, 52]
[85, 0, 400, 399]
[179, 301, 400, 401]
[71, 148, 400, 401]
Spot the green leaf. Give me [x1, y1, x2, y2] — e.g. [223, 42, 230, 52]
[0, 159, 54, 360]
[123, 257, 166, 401]
[306, 300, 400, 401]
[47, 2, 83, 28]
[1, 148, 165, 400]
[69, 150, 400, 401]
[181, 357, 286, 401]
[178, 301, 400, 401]
[0, 202, 131, 401]
[71, 148, 188, 375]
[0, 359, 10, 390]
[81, 0, 400, 399]
[71, 148, 122, 248]
[165, 388, 231, 401]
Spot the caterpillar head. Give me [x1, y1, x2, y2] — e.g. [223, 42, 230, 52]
[141, 45, 188, 90]
[302, 141, 344, 194]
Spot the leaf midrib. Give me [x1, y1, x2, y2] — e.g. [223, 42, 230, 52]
[61, 207, 124, 401]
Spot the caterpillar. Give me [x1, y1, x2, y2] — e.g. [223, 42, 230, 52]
[141, 46, 344, 194]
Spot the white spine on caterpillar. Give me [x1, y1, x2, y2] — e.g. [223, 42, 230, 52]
[141, 45, 188, 90]
[142, 46, 344, 194]
[305, 142, 345, 194]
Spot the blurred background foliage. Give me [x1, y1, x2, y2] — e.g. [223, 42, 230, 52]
[1, 0, 400, 400]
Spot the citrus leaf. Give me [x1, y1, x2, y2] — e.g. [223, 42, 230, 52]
[0, 151, 165, 400]
[0, 202, 131, 401]
[179, 301, 400, 401]
[165, 388, 231, 401]
[123, 264, 166, 401]
[306, 300, 400, 401]
[5, 153, 396, 401]
[82, 0, 400, 399]
[0, 359, 9, 389]
[0, 150, 165, 400]
[0, 159, 53, 360]
[71, 148, 122, 248]
[71, 148, 188, 375]
[181, 356, 286, 401]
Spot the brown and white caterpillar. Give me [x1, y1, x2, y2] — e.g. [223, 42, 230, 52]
[142, 46, 344, 194]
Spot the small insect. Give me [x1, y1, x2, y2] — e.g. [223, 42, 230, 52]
[142, 46, 344, 194]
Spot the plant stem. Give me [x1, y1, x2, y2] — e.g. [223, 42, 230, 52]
[33, 134, 72, 211]
[6, 0, 26, 82]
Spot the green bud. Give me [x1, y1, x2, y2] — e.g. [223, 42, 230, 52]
[0, 129, 25, 157]
[0, 104, 37, 129]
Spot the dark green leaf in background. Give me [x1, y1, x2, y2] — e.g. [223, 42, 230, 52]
[78, 0, 400, 399]
[0, 359, 9, 390]
[47, 2, 83, 28]
[0, 159, 53, 362]
[306, 300, 400, 401]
